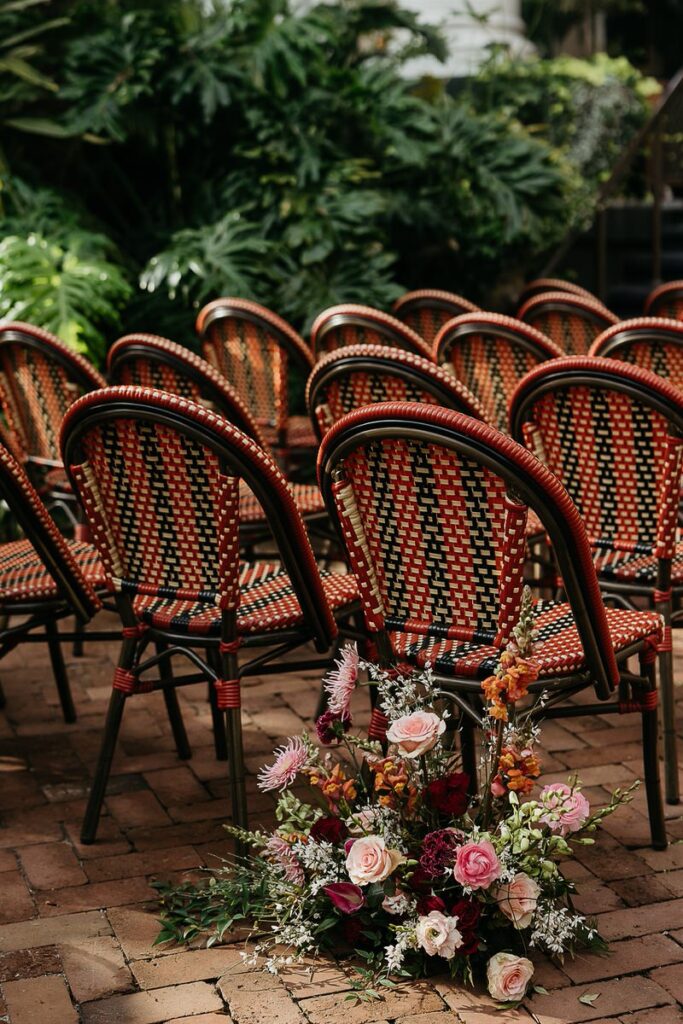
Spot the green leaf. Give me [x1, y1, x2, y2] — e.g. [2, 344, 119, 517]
[578, 992, 601, 1006]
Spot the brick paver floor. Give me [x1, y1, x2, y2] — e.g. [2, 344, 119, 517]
[0, 609, 682, 1024]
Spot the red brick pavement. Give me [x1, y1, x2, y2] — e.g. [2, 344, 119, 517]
[0, 610, 681, 1024]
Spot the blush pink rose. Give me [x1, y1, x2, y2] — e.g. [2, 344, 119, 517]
[415, 910, 463, 959]
[540, 783, 590, 835]
[487, 952, 534, 1002]
[385, 711, 446, 758]
[495, 872, 540, 929]
[453, 841, 501, 890]
[345, 835, 405, 886]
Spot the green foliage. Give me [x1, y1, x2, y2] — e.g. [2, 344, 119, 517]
[0, 0, 656, 349]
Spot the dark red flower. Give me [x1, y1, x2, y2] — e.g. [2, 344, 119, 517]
[416, 893, 447, 915]
[310, 816, 349, 845]
[424, 772, 470, 816]
[405, 865, 432, 893]
[316, 709, 352, 745]
[419, 828, 463, 879]
[341, 915, 364, 946]
[450, 897, 481, 955]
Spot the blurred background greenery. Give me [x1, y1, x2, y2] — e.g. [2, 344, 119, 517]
[0, 0, 665, 361]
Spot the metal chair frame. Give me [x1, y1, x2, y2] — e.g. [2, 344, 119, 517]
[318, 402, 667, 849]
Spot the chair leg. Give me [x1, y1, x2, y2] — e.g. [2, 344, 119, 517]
[460, 712, 478, 796]
[155, 642, 191, 760]
[0, 679, 5, 709]
[45, 619, 76, 723]
[73, 616, 85, 658]
[226, 706, 248, 832]
[207, 652, 228, 761]
[640, 654, 668, 850]
[659, 634, 680, 805]
[80, 688, 127, 844]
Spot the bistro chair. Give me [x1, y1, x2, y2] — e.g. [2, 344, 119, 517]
[0, 321, 106, 512]
[518, 292, 619, 355]
[108, 334, 327, 533]
[590, 317, 683, 390]
[517, 278, 598, 310]
[433, 312, 562, 433]
[510, 357, 683, 805]
[311, 304, 434, 361]
[645, 280, 683, 320]
[0, 440, 105, 722]
[318, 402, 667, 848]
[196, 298, 316, 466]
[61, 386, 359, 843]
[392, 289, 480, 346]
[306, 344, 486, 440]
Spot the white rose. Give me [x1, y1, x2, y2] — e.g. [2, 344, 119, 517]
[345, 836, 405, 886]
[487, 952, 534, 1002]
[415, 910, 463, 959]
[385, 711, 446, 758]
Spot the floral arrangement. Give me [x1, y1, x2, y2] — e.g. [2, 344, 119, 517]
[157, 588, 632, 1004]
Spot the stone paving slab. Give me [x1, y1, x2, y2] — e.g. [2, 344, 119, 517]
[0, 611, 680, 1022]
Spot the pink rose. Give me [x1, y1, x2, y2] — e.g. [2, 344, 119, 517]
[495, 872, 540, 929]
[323, 882, 366, 914]
[345, 835, 405, 886]
[453, 841, 501, 890]
[415, 910, 463, 959]
[540, 783, 590, 835]
[386, 711, 446, 758]
[487, 952, 534, 1002]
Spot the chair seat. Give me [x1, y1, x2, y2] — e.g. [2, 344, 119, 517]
[390, 599, 661, 680]
[239, 481, 325, 523]
[0, 538, 106, 603]
[594, 541, 683, 587]
[133, 562, 358, 636]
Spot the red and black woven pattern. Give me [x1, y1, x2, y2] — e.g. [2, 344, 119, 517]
[133, 560, 357, 635]
[510, 357, 683, 565]
[645, 281, 683, 320]
[0, 537, 105, 602]
[0, 322, 105, 464]
[311, 305, 433, 361]
[518, 293, 618, 355]
[392, 290, 480, 345]
[589, 318, 683, 390]
[196, 299, 314, 445]
[334, 434, 528, 647]
[390, 598, 661, 678]
[433, 313, 562, 432]
[306, 344, 486, 437]
[517, 279, 597, 311]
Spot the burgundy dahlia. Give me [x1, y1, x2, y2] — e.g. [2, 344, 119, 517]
[419, 828, 463, 879]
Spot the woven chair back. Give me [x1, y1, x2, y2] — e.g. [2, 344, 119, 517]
[392, 290, 479, 346]
[434, 313, 562, 432]
[518, 293, 618, 355]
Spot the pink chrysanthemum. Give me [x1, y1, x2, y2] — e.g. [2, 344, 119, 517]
[257, 736, 309, 792]
[265, 834, 305, 885]
[324, 643, 359, 715]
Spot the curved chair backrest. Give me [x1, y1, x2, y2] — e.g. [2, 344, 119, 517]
[0, 440, 99, 619]
[306, 344, 487, 439]
[433, 312, 562, 432]
[61, 386, 337, 650]
[0, 321, 106, 466]
[310, 304, 433, 361]
[518, 292, 619, 355]
[318, 402, 619, 698]
[517, 278, 597, 310]
[392, 289, 480, 346]
[510, 357, 683, 575]
[645, 280, 683, 320]
[196, 299, 314, 443]
[108, 333, 268, 450]
[589, 318, 683, 390]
